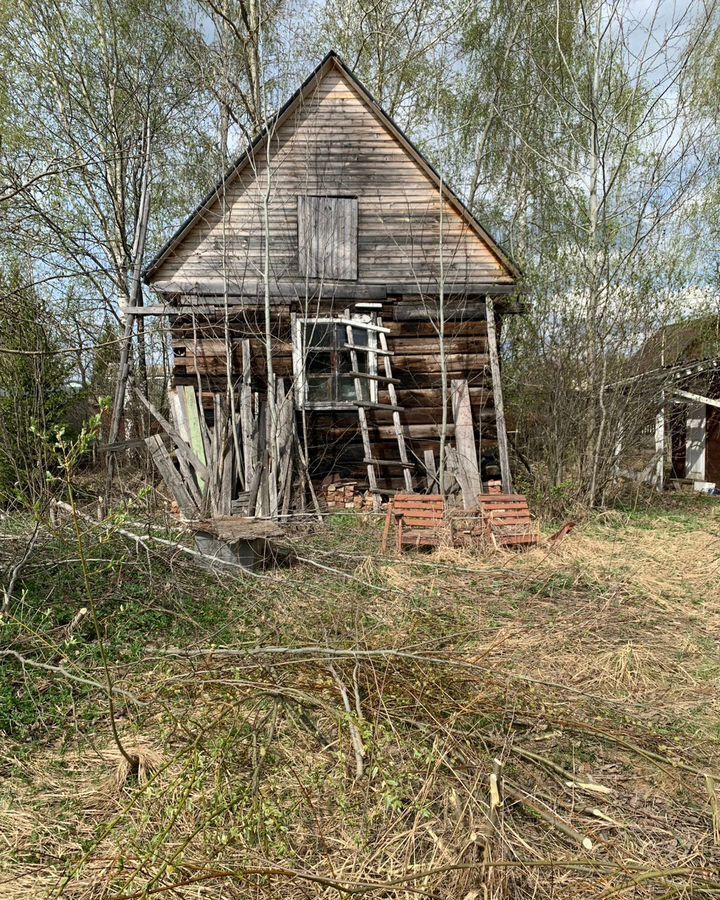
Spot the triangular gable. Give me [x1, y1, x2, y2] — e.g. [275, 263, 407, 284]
[143, 51, 520, 289]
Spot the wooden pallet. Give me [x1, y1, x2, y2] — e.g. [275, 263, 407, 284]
[382, 494, 447, 552]
[475, 494, 540, 548]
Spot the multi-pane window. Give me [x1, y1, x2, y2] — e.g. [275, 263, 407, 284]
[298, 196, 358, 281]
[294, 318, 377, 407]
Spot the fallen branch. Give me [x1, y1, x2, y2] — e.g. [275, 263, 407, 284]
[109, 857, 720, 899]
[504, 780, 593, 851]
[329, 664, 365, 778]
[51, 500, 272, 579]
[1, 649, 145, 704]
[1, 521, 40, 616]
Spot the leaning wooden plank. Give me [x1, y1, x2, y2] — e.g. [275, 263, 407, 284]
[486, 297, 513, 494]
[134, 388, 208, 483]
[424, 449, 438, 492]
[179, 385, 207, 493]
[167, 389, 203, 504]
[275, 379, 295, 509]
[219, 445, 234, 517]
[255, 404, 270, 517]
[451, 379, 481, 509]
[240, 339, 255, 485]
[209, 393, 231, 517]
[214, 394, 233, 517]
[280, 454, 294, 518]
[445, 446, 470, 500]
[145, 434, 198, 518]
[168, 387, 191, 445]
[206, 399, 219, 517]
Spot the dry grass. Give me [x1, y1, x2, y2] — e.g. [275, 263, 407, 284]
[1, 496, 719, 898]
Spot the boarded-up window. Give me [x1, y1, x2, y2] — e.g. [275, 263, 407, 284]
[298, 196, 358, 280]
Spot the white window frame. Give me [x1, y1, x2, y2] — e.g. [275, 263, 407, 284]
[292, 314, 379, 409]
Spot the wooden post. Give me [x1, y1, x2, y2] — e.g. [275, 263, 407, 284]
[451, 378, 482, 508]
[424, 449, 438, 492]
[655, 395, 665, 493]
[485, 297, 513, 494]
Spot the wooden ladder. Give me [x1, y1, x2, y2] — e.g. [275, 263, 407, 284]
[344, 313, 413, 506]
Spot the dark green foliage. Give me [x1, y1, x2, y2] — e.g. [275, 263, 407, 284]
[0, 265, 75, 506]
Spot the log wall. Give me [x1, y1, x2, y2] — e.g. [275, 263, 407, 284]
[169, 296, 502, 491]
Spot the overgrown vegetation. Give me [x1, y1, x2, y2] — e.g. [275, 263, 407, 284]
[2, 494, 719, 898]
[0, 266, 76, 505]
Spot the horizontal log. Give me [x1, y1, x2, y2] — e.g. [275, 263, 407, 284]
[393, 296, 525, 320]
[392, 352, 490, 370]
[389, 337, 488, 355]
[384, 320, 488, 337]
[386, 388, 494, 408]
[147, 283, 389, 300]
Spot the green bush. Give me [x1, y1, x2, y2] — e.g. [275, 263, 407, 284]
[0, 265, 75, 506]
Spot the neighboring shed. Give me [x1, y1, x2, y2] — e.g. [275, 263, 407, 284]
[138, 51, 523, 517]
[628, 316, 720, 490]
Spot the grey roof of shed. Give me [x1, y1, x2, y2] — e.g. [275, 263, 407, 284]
[143, 50, 522, 285]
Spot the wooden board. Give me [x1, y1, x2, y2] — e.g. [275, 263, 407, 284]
[298, 195, 358, 280]
[145, 434, 198, 518]
[178, 385, 208, 493]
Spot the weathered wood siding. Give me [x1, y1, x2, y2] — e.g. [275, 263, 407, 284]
[151, 67, 513, 295]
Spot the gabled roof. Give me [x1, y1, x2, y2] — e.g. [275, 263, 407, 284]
[143, 50, 521, 284]
[635, 315, 720, 374]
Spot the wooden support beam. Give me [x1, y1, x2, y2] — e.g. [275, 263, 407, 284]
[673, 388, 720, 410]
[128, 287, 521, 318]
[389, 282, 518, 296]
[655, 400, 665, 493]
[485, 296, 512, 494]
[146, 283, 388, 303]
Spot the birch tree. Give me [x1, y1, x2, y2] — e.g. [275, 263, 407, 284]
[454, 0, 715, 505]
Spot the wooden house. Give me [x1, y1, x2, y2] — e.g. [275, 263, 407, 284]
[140, 51, 522, 516]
